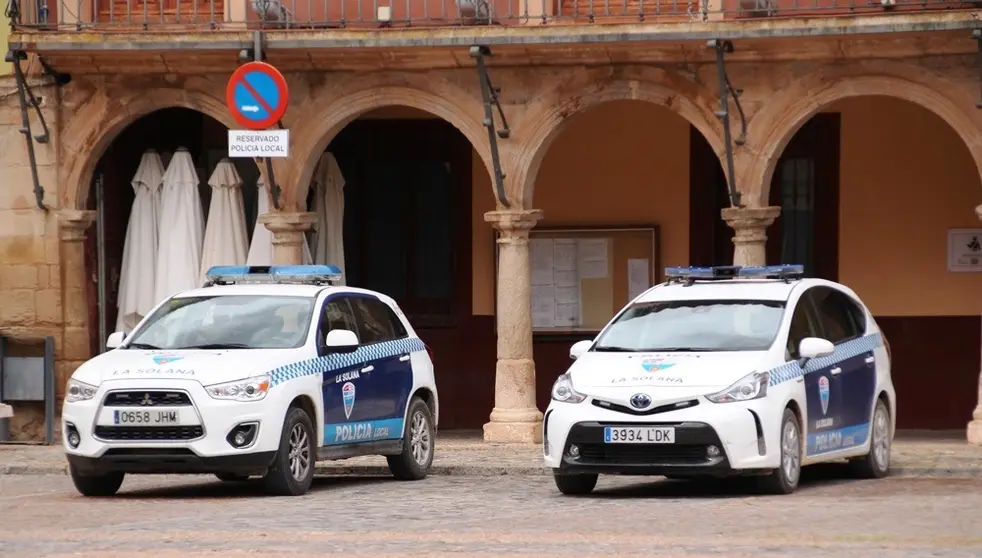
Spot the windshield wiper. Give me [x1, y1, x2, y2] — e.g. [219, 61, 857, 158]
[126, 342, 162, 350]
[644, 347, 722, 352]
[593, 346, 638, 352]
[175, 343, 252, 350]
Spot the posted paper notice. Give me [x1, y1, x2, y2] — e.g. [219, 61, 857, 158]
[627, 258, 651, 300]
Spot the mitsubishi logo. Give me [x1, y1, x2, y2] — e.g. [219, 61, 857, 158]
[140, 393, 154, 406]
[630, 393, 652, 409]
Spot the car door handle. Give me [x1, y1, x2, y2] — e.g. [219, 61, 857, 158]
[795, 376, 804, 383]
[864, 356, 875, 364]
[360, 365, 374, 373]
[398, 355, 411, 362]
[830, 367, 842, 375]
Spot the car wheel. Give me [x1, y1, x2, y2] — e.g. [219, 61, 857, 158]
[263, 406, 315, 496]
[69, 463, 124, 497]
[215, 473, 250, 482]
[849, 398, 891, 479]
[553, 471, 598, 496]
[758, 408, 802, 495]
[386, 397, 435, 481]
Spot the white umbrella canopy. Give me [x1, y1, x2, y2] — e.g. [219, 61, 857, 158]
[310, 152, 347, 284]
[115, 149, 165, 333]
[153, 148, 206, 303]
[199, 159, 249, 283]
[247, 176, 313, 266]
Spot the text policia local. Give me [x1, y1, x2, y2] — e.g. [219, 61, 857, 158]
[229, 133, 287, 156]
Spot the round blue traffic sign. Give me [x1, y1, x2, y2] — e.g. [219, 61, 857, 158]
[226, 62, 290, 130]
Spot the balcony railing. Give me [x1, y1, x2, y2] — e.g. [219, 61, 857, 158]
[6, 0, 980, 31]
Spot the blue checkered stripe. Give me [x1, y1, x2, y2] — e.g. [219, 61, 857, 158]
[268, 337, 427, 387]
[767, 333, 882, 387]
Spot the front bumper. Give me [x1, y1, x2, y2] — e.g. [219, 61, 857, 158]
[62, 378, 285, 470]
[544, 395, 784, 476]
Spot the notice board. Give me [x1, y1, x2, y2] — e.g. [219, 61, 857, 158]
[495, 226, 659, 334]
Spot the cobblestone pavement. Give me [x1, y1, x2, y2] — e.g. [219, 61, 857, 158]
[1, 467, 982, 557]
[2, 430, 982, 477]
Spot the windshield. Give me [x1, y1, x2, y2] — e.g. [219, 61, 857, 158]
[125, 295, 315, 350]
[593, 299, 785, 353]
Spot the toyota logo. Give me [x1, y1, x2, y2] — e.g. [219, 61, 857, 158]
[630, 393, 651, 409]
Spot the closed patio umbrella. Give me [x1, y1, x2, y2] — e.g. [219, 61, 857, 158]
[153, 148, 205, 302]
[200, 159, 249, 283]
[115, 149, 165, 333]
[310, 152, 347, 284]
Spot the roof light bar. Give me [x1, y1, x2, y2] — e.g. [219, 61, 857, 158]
[665, 265, 804, 284]
[204, 265, 343, 286]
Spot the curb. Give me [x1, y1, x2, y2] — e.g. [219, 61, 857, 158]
[2, 463, 980, 478]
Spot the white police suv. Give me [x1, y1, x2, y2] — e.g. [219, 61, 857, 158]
[544, 265, 895, 496]
[62, 265, 438, 497]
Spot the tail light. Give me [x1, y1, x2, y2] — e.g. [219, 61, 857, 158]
[425, 343, 434, 364]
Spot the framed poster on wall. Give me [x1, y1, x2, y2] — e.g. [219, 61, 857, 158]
[947, 229, 982, 272]
[493, 225, 660, 335]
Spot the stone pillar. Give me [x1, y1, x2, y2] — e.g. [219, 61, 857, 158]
[58, 209, 97, 401]
[968, 205, 982, 445]
[484, 209, 544, 443]
[259, 212, 317, 265]
[721, 206, 781, 267]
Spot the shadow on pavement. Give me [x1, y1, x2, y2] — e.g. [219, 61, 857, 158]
[586, 462, 871, 499]
[113, 474, 392, 499]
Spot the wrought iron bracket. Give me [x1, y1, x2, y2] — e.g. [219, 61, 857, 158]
[5, 49, 69, 211]
[471, 45, 511, 209]
[974, 29, 982, 108]
[708, 39, 747, 208]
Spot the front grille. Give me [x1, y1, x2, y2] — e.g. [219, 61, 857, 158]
[592, 398, 700, 416]
[103, 391, 192, 407]
[94, 426, 203, 441]
[576, 443, 710, 465]
[103, 448, 196, 457]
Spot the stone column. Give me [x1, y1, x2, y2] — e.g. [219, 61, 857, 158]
[58, 209, 97, 401]
[259, 212, 317, 265]
[721, 206, 781, 267]
[484, 209, 544, 443]
[968, 205, 982, 445]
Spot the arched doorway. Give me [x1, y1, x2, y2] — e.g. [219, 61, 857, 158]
[766, 95, 982, 430]
[305, 105, 481, 429]
[83, 107, 260, 356]
[520, 99, 730, 411]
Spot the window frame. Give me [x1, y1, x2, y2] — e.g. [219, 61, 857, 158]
[348, 295, 409, 347]
[784, 288, 823, 360]
[806, 286, 865, 345]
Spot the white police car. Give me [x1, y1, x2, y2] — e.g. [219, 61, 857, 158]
[62, 265, 438, 497]
[544, 265, 895, 496]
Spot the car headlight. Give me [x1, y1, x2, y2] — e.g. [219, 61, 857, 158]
[65, 378, 98, 403]
[204, 375, 271, 402]
[706, 372, 770, 404]
[551, 373, 586, 404]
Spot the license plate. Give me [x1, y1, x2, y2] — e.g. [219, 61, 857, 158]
[603, 426, 675, 444]
[113, 410, 180, 425]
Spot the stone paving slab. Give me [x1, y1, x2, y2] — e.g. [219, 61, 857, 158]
[2, 430, 981, 478]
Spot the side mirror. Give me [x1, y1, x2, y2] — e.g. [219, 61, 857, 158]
[798, 337, 834, 366]
[570, 340, 593, 360]
[106, 332, 126, 350]
[324, 329, 359, 353]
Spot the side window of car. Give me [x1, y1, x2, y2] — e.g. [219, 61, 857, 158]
[786, 292, 820, 360]
[318, 297, 358, 348]
[809, 287, 862, 345]
[349, 297, 407, 345]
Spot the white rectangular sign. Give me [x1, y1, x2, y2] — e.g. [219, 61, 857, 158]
[228, 129, 289, 158]
[947, 228, 982, 272]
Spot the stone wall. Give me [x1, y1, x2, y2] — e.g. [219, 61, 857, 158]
[0, 74, 64, 441]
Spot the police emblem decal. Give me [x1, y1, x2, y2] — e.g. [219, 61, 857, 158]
[818, 376, 830, 416]
[640, 358, 675, 373]
[342, 382, 356, 419]
[153, 354, 183, 365]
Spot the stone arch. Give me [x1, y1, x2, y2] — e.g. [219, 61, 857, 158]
[512, 66, 728, 208]
[62, 85, 233, 210]
[747, 64, 982, 207]
[286, 80, 493, 208]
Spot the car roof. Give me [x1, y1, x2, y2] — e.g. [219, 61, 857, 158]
[636, 277, 839, 303]
[173, 284, 384, 299]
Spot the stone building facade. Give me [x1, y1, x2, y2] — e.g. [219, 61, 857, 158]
[3, 7, 982, 443]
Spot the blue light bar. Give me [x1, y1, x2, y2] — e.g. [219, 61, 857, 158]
[665, 265, 804, 282]
[204, 265, 343, 286]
